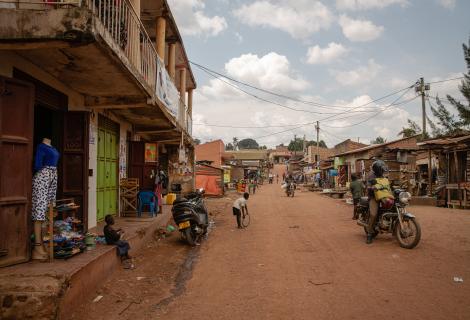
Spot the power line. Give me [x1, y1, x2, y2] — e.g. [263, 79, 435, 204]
[251, 91, 417, 141]
[428, 76, 465, 85]
[191, 60, 415, 115]
[321, 89, 418, 129]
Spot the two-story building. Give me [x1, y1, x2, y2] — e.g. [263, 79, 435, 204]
[0, 0, 196, 266]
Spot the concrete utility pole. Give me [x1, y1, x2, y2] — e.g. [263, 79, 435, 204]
[417, 77, 430, 139]
[294, 134, 297, 156]
[316, 121, 320, 168]
[302, 135, 306, 153]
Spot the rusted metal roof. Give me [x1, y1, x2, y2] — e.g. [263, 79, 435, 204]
[334, 135, 420, 157]
[417, 134, 470, 148]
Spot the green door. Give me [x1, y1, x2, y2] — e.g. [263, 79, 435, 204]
[97, 116, 119, 221]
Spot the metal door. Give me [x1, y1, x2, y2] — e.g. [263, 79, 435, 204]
[0, 76, 34, 267]
[97, 116, 119, 221]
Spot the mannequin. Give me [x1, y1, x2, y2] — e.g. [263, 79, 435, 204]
[31, 137, 60, 260]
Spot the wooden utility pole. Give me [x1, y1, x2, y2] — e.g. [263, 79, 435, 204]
[316, 121, 320, 168]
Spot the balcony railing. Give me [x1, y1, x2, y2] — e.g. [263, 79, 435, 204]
[0, 0, 192, 136]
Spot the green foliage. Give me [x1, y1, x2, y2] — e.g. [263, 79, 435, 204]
[232, 137, 239, 150]
[225, 142, 234, 150]
[238, 138, 259, 149]
[398, 120, 421, 138]
[287, 138, 327, 151]
[194, 138, 201, 145]
[429, 38, 470, 136]
[370, 136, 386, 144]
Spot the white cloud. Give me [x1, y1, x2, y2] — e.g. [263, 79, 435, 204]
[234, 32, 243, 44]
[336, 0, 409, 11]
[167, 0, 227, 37]
[224, 52, 310, 92]
[306, 42, 349, 65]
[233, 0, 333, 39]
[332, 59, 382, 86]
[339, 15, 384, 42]
[437, 0, 456, 9]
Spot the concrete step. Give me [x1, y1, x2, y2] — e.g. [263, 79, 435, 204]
[0, 206, 173, 320]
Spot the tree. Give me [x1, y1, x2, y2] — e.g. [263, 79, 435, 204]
[429, 38, 470, 136]
[194, 138, 201, 145]
[398, 120, 421, 138]
[288, 138, 327, 151]
[370, 136, 386, 144]
[260, 145, 267, 150]
[232, 137, 239, 151]
[225, 142, 234, 150]
[238, 138, 259, 149]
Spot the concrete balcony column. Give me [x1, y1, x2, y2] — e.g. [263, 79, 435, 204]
[179, 67, 187, 105]
[168, 42, 176, 80]
[188, 88, 193, 115]
[156, 16, 166, 61]
[179, 67, 187, 125]
[128, 0, 141, 70]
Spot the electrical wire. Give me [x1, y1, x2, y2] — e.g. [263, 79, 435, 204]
[428, 76, 465, 85]
[251, 91, 417, 141]
[191, 60, 414, 114]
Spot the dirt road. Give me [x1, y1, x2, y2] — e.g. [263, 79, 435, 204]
[70, 174, 470, 320]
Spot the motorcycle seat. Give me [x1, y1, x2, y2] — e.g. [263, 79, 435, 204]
[173, 198, 188, 205]
[359, 197, 369, 206]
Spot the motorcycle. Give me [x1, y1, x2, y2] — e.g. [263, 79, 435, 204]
[286, 182, 295, 197]
[356, 189, 421, 249]
[172, 188, 209, 246]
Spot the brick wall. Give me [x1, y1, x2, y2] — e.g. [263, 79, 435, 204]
[195, 140, 225, 168]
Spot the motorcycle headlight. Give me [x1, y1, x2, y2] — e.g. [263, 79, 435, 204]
[399, 192, 411, 205]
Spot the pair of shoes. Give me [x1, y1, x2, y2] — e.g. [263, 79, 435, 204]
[237, 226, 243, 229]
[366, 234, 373, 244]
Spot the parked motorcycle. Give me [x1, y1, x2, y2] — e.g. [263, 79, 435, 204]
[172, 188, 209, 246]
[286, 182, 295, 197]
[356, 189, 421, 249]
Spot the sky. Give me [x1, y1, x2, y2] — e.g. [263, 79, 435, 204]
[167, 0, 470, 148]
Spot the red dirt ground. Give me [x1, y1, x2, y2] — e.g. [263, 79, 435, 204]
[68, 166, 470, 320]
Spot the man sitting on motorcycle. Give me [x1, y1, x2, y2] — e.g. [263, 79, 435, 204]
[366, 160, 387, 244]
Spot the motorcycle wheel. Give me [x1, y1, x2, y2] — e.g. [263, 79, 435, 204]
[395, 217, 421, 249]
[184, 227, 196, 246]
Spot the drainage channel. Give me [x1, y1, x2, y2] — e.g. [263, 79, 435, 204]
[154, 220, 216, 309]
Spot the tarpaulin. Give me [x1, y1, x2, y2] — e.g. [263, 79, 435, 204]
[196, 175, 223, 196]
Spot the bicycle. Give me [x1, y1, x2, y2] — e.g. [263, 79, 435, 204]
[242, 212, 251, 228]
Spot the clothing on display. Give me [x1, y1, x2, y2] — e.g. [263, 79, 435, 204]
[32, 142, 60, 221]
[34, 142, 60, 172]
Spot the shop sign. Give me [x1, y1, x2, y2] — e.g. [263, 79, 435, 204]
[156, 58, 179, 118]
[145, 143, 158, 163]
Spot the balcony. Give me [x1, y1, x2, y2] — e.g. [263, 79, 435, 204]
[0, 0, 194, 139]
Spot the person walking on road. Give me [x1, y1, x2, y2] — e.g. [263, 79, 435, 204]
[349, 173, 364, 220]
[233, 192, 249, 229]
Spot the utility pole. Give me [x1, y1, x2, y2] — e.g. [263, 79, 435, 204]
[416, 77, 430, 140]
[416, 77, 431, 195]
[315, 121, 320, 168]
[302, 135, 306, 153]
[294, 134, 297, 157]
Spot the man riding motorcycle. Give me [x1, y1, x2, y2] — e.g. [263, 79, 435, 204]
[366, 160, 390, 244]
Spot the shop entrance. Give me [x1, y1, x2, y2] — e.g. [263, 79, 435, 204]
[15, 69, 89, 227]
[97, 115, 119, 221]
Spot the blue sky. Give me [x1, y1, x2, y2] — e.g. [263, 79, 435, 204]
[168, 0, 469, 148]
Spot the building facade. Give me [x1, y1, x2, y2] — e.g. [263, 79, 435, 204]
[0, 0, 196, 266]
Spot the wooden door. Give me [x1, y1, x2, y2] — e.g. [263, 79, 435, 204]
[62, 112, 89, 228]
[0, 76, 34, 267]
[128, 142, 157, 190]
[97, 116, 119, 221]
